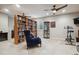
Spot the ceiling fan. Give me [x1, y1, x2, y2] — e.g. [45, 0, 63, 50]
[44, 4, 68, 14]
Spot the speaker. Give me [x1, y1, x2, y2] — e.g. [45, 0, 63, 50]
[74, 17, 79, 24]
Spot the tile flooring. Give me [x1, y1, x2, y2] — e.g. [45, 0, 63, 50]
[0, 38, 78, 55]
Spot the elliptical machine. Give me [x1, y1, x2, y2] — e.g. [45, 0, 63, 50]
[65, 26, 74, 45]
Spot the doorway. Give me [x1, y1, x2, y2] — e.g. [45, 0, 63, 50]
[43, 21, 50, 39]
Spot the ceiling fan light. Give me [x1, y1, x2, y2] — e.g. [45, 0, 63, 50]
[53, 10, 56, 13]
[4, 8, 9, 12]
[46, 13, 49, 15]
[62, 9, 66, 13]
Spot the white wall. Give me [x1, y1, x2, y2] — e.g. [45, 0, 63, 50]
[36, 13, 79, 40]
[0, 13, 14, 40]
[8, 16, 14, 40]
[0, 13, 8, 32]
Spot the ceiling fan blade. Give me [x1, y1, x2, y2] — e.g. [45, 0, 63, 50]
[51, 8, 55, 11]
[44, 5, 56, 11]
[44, 9, 52, 11]
[56, 5, 68, 11]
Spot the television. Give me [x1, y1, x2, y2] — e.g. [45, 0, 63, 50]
[74, 17, 79, 24]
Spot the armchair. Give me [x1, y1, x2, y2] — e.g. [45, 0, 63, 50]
[24, 30, 41, 49]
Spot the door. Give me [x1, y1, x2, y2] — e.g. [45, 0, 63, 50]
[43, 22, 50, 39]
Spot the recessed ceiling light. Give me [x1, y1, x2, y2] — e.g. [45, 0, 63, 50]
[62, 9, 66, 13]
[16, 4, 20, 8]
[46, 13, 49, 15]
[52, 10, 56, 13]
[4, 9, 9, 12]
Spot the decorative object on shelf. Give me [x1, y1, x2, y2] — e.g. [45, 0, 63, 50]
[51, 21, 56, 28]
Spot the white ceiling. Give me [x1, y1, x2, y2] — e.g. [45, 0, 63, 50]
[0, 4, 79, 18]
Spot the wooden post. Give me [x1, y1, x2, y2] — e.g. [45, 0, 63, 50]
[14, 15, 19, 44]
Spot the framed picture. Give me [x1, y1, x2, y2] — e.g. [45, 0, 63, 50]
[51, 21, 56, 28]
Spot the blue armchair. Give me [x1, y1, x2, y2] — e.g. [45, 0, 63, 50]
[24, 30, 41, 49]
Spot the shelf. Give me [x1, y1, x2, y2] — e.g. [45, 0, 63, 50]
[14, 15, 37, 44]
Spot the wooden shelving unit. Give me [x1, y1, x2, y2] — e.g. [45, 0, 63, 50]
[32, 21, 37, 37]
[14, 15, 28, 44]
[28, 19, 37, 37]
[14, 15, 37, 44]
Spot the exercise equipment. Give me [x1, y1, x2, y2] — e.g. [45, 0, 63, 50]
[65, 26, 74, 45]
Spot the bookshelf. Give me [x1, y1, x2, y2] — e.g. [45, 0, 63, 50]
[32, 20, 37, 37]
[14, 15, 28, 44]
[14, 15, 37, 44]
[28, 19, 37, 37]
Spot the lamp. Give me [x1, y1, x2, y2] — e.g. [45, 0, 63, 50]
[52, 10, 56, 13]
